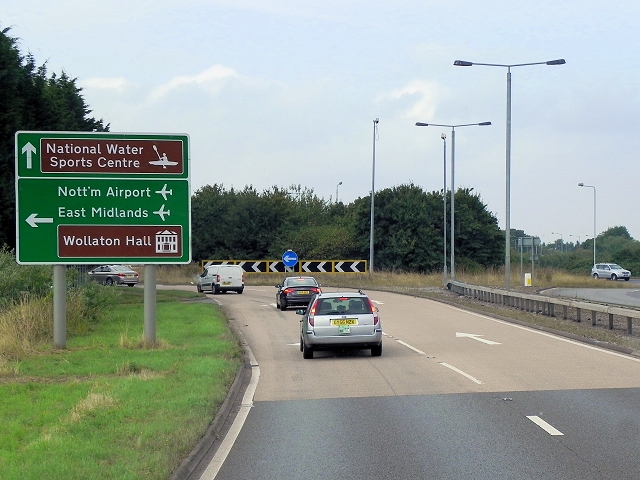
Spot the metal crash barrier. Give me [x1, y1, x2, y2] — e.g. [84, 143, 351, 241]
[447, 280, 640, 335]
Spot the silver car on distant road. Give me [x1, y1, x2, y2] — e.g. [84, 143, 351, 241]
[297, 291, 382, 359]
[88, 265, 139, 286]
[591, 263, 631, 281]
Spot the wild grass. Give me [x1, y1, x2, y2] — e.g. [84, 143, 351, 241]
[242, 267, 633, 291]
[0, 291, 241, 480]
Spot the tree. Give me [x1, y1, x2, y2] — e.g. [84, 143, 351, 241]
[0, 27, 108, 249]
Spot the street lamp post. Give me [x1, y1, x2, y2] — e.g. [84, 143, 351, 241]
[336, 181, 342, 204]
[454, 58, 566, 290]
[578, 183, 596, 265]
[370, 119, 379, 273]
[415, 121, 491, 280]
[551, 232, 564, 252]
[441, 133, 447, 280]
[569, 234, 581, 251]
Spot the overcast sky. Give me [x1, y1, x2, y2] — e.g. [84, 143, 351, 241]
[5, 1, 640, 245]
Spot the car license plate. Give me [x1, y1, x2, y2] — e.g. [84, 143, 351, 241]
[222, 281, 231, 286]
[338, 326, 351, 334]
[297, 290, 309, 295]
[331, 319, 357, 326]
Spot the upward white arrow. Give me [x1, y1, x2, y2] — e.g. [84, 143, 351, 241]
[22, 142, 37, 169]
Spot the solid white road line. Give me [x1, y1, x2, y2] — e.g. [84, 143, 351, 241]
[439, 362, 484, 384]
[396, 340, 426, 355]
[526, 415, 564, 436]
[199, 347, 260, 480]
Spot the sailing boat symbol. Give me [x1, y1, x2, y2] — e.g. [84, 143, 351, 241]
[149, 145, 179, 168]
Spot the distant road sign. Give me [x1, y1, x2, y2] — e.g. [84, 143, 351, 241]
[15, 131, 190, 264]
[282, 250, 298, 267]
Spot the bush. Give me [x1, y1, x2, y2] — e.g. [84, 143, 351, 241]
[0, 247, 52, 308]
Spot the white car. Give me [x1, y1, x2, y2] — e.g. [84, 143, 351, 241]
[591, 263, 631, 281]
[197, 264, 245, 293]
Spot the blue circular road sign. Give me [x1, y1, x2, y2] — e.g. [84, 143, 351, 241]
[282, 250, 298, 267]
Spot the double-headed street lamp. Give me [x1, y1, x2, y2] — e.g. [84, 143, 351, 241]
[415, 121, 491, 279]
[454, 58, 566, 289]
[578, 183, 596, 265]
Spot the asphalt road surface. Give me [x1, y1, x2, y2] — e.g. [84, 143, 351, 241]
[188, 286, 640, 480]
[544, 282, 640, 308]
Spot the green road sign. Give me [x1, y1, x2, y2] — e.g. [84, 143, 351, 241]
[15, 132, 191, 264]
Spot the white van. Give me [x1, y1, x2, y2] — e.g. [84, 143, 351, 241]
[197, 264, 245, 294]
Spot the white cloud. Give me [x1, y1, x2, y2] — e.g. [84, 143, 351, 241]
[81, 77, 131, 91]
[378, 80, 444, 120]
[148, 64, 240, 101]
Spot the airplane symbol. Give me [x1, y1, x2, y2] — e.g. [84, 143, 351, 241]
[150, 145, 178, 169]
[155, 184, 173, 201]
[153, 204, 170, 221]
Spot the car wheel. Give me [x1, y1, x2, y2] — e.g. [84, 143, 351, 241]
[127, 284, 134, 287]
[371, 344, 382, 357]
[302, 341, 313, 359]
[212, 287, 219, 294]
[280, 298, 287, 311]
[611, 274, 618, 281]
[105, 278, 114, 286]
[592, 273, 599, 279]
[237, 288, 244, 294]
[197, 284, 202, 293]
[624, 278, 630, 281]
[299, 337, 304, 352]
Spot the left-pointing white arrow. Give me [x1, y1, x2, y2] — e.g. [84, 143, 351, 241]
[26, 213, 54, 228]
[456, 332, 501, 345]
[22, 142, 37, 169]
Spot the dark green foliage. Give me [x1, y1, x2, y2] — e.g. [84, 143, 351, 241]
[0, 27, 108, 249]
[0, 246, 52, 307]
[192, 182, 504, 272]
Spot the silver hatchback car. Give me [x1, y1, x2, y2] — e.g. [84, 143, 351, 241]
[591, 263, 631, 281]
[297, 291, 382, 359]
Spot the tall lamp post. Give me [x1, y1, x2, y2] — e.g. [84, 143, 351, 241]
[454, 58, 566, 290]
[441, 133, 447, 280]
[578, 183, 596, 265]
[569, 234, 581, 251]
[370, 118, 379, 273]
[336, 181, 342, 204]
[415, 121, 491, 279]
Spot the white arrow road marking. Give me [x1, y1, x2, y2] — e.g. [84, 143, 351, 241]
[456, 332, 501, 345]
[317, 261, 327, 272]
[26, 213, 54, 228]
[439, 362, 484, 384]
[22, 142, 36, 169]
[526, 416, 564, 436]
[370, 300, 384, 305]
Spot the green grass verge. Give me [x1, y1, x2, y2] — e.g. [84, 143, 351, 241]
[0, 290, 242, 480]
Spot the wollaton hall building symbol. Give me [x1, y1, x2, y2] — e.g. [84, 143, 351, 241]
[155, 230, 178, 254]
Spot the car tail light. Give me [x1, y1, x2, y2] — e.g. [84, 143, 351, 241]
[368, 299, 379, 325]
[310, 287, 321, 294]
[242, 274, 245, 283]
[216, 274, 220, 282]
[308, 299, 318, 326]
[283, 287, 293, 295]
